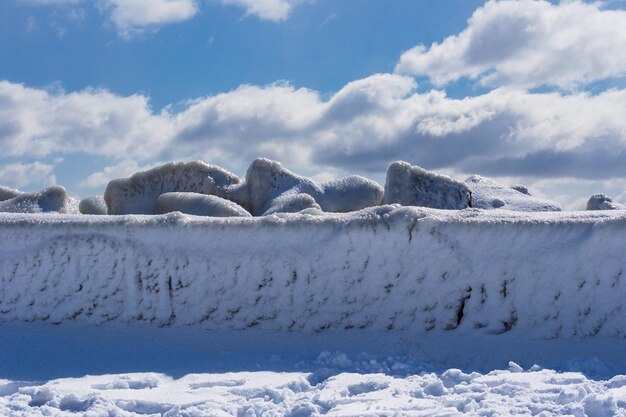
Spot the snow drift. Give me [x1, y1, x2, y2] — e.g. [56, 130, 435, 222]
[0, 207, 625, 338]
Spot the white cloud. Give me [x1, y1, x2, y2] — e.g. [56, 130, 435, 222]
[0, 162, 56, 189]
[78, 159, 154, 188]
[395, 0, 626, 90]
[102, 0, 199, 37]
[219, 0, 303, 21]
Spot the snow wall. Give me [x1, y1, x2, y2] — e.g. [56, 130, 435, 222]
[1, 206, 625, 338]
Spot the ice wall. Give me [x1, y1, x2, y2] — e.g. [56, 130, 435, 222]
[0, 207, 625, 338]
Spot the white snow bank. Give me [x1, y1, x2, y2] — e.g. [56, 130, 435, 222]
[0, 186, 69, 213]
[466, 175, 562, 212]
[156, 192, 251, 217]
[78, 196, 107, 215]
[104, 161, 243, 215]
[587, 193, 626, 210]
[245, 158, 383, 215]
[1, 207, 625, 338]
[383, 161, 471, 209]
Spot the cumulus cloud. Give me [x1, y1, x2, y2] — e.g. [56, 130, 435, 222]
[219, 0, 303, 21]
[78, 160, 154, 188]
[0, 162, 56, 189]
[395, 0, 626, 90]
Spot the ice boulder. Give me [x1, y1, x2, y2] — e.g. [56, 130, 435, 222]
[0, 186, 20, 202]
[262, 193, 321, 216]
[104, 161, 243, 215]
[383, 161, 471, 209]
[466, 176, 561, 212]
[156, 192, 251, 217]
[0, 186, 68, 213]
[244, 158, 383, 215]
[586, 194, 626, 210]
[79, 196, 108, 215]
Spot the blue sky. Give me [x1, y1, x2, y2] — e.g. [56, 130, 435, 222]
[2, 0, 626, 208]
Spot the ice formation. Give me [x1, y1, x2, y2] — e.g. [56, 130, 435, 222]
[261, 192, 321, 216]
[155, 192, 251, 217]
[78, 196, 107, 215]
[587, 193, 626, 210]
[0, 186, 68, 213]
[383, 161, 471, 209]
[0, 186, 20, 202]
[104, 161, 243, 215]
[466, 175, 562, 212]
[244, 158, 384, 215]
[1, 207, 625, 337]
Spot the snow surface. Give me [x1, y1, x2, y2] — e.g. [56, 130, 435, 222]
[383, 161, 471, 210]
[0, 185, 20, 202]
[0, 186, 69, 213]
[466, 175, 562, 212]
[79, 195, 107, 215]
[1, 206, 625, 337]
[587, 193, 626, 210]
[104, 161, 243, 215]
[156, 192, 251, 217]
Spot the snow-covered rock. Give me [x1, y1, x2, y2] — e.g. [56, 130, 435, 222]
[466, 176, 562, 212]
[79, 196, 107, 215]
[587, 193, 626, 210]
[261, 192, 321, 216]
[0, 186, 68, 213]
[0, 186, 20, 202]
[382, 161, 471, 209]
[104, 161, 243, 215]
[244, 158, 383, 215]
[156, 192, 251, 217]
[1, 207, 625, 337]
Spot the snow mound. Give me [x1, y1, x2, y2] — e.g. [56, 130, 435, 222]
[466, 175, 562, 212]
[244, 158, 383, 215]
[587, 194, 626, 211]
[261, 192, 321, 216]
[0, 186, 20, 202]
[0, 186, 68, 213]
[78, 196, 107, 215]
[155, 192, 251, 217]
[104, 161, 242, 215]
[383, 161, 471, 209]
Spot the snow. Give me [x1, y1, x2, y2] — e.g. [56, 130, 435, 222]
[1, 206, 625, 337]
[244, 158, 383, 215]
[466, 175, 562, 212]
[383, 161, 471, 209]
[0, 185, 20, 202]
[0, 186, 69, 213]
[587, 193, 626, 210]
[104, 161, 243, 215]
[156, 192, 251, 217]
[79, 195, 107, 215]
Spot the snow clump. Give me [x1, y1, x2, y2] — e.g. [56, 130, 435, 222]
[155, 192, 251, 217]
[0, 186, 69, 213]
[586, 193, 626, 210]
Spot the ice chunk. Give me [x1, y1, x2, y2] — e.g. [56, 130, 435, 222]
[466, 176, 561, 212]
[0, 186, 20, 202]
[104, 161, 242, 215]
[586, 194, 626, 210]
[156, 192, 251, 217]
[0, 186, 68, 213]
[79, 196, 108, 215]
[383, 161, 471, 209]
[245, 158, 383, 215]
[262, 193, 321, 216]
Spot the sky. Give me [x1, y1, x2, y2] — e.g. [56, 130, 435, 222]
[2, 0, 626, 209]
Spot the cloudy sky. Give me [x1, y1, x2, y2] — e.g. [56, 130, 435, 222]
[2, 0, 626, 208]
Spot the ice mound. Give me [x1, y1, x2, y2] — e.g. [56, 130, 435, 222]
[466, 176, 562, 212]
[262, 192, 321, 216]
[104, 161, 242, 215]
[382, 161, 471, 209]
[0, 186, 68, 213]
[0, 186, 20, 202]
[244, 158, 383, 216]
[155, 192, 251, 217]
[587, 193, 626, 210]
[79, 196, 108, 215]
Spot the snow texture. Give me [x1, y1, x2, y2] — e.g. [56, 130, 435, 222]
[383, 161, 471, 210]
[104, 161, 243, 215]
[156, 192, 251, 217]
[78, 196, 107, 215]
[244, 158, 383, 215]
[1, 206, 625, 338]
[261, 192, 321, 216]
[0, 186, 20, 202]
[587, 193, 626, 210]
[0, 186, 68, 214]
[466, 175, 562, 212]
